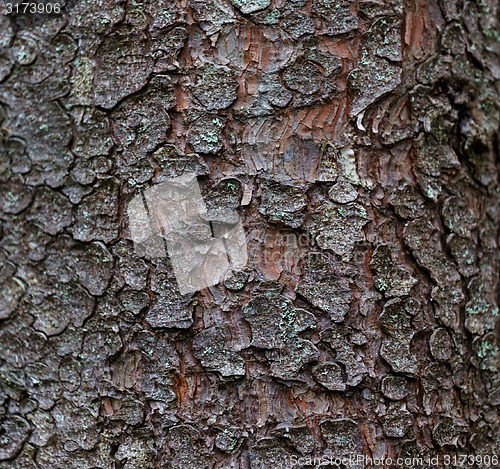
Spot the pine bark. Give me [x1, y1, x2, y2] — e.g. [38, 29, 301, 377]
[0, 0, 499, 467]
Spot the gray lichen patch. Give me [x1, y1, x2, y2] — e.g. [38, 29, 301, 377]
[389, 184, 425, 219]
[116, 157, 154, 186]
[431, 285, 464, 329]
[11, 36, 37, 66]
[243, 292, 315, 349]
[297, 253, 353, 322]
[303, 44, 343, 78]
[0, 277, 24, 320]
[347, 14, 402, 114]
[403, 216, 461, 288]
[0, 50, 13, 83]
[71, 177, 120, 243]
[381, 375, 409, 400]
[248, 438, 293, 469]
[315, 141, 340, 182]
[259, 179, 307, 228]
[28, 187, 73, 236]
[416, 54, 452, 87]
[111, 75, 175, 163]
[429, 328, 453, 362]
[268, 85, 293, 108]
[319, 418, 364, 456]
[4, 98, 73, 188]
[204, 178, 243, 212]
[446, 234, 478, 277]
[338, 147, 360, 185]
[72, 108, 113, 159]
[370, 245, 417, 297]
[243, 291, 319, 378]
[0, 15, 14, 49]
[67, 0, 124, 35]
[223, 270, 249, 291]
[118, 289, 150, 315]
[128, 331, 179, 405]
[0, 137, 31, 181]
[413, 135, 461, 201]
[62, 180, 93, 205]
[93, 34, 153, 109]
[273, 424, 316, 454]
[73, 241, 114, 296]
[348, 55, 401, 116]
[81, 316, 123, 375]
[36, 440, 115, 468]
[146, 262, 194, 329]
[312, 0, 359, 35]
[165, 425, 211, 469]
[45, 235, 115, 296]
[472, 333, 499, 373]
[378, 298, 421, 376]
[113, 241, 150, 291]
[432, 416, 468, 447]
[32, 282, 95, 336]
[115, 432, 156, 469]
[364, 17, 402, 62]
[312, 361, 347, 391]
[277, 43, 342, 108]
[51, 400, 101, 451]
[382, 402, 413, 438]
[441, 196, 478, 238]
[250, 6, 281, 25]
[29, 409, 56, 446]
[192, 63, 239, 110]
[358, 0, 404, 18]
[283, 61, 322, 96]
[282, 13, 316, 40]
[187, 115, 224, 154]
[0, 415, 30, 460]
[307, 202, 370, 259]
[190, 0, 236, 35]
[153, 144, 209, 181]
[71, 157, 98, 186]
[230, 0, 271, 15]
[266, 338, 319, 379]
[123, 0, 178, 31]
[215, 428, 242, 453]
[105, 396, 146, 426]
[464, 277, 498, 335]
[328, 178, 358, 204]
[24, 362, 60, 410]
[193, 325, 245, 377]
[320, 325, 368, 386]
[152, 26, 188, 73]
[0, 177, 33, 214]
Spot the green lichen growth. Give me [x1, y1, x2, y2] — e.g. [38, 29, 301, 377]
[200, 130, 219, 144]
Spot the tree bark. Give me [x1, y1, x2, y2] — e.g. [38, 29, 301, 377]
[0, 0, 499, 467]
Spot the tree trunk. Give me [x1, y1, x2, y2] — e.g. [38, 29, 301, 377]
[0, 0, 499, 467]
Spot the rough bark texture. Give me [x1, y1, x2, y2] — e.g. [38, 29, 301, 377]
[0, 0, 499, 467]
